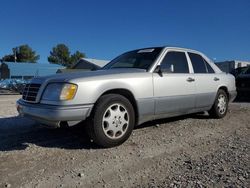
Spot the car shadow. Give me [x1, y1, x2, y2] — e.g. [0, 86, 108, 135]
[135, 112, 209, 130]
[0, 112, 211, 152]
[0, 116, 96, 152]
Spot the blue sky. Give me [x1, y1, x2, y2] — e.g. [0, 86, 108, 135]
[0, 0, 249, 63]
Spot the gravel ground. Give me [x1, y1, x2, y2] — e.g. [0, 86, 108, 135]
[0, 95, 249, 188]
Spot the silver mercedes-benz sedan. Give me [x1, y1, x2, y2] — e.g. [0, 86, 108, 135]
[17, 47, 237, 147]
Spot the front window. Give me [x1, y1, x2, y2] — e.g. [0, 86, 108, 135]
[102, 47, 163, 70]
[161, 51, 189, 73]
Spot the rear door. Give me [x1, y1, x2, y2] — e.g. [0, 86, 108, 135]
[187, 52, 218, 109]
[153, 50, 196, 116]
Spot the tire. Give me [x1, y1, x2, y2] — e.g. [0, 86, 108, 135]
[86, 94, 135, 148]
[208, 89, 228, 118]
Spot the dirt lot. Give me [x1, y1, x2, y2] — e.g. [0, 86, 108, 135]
[0, 95, 249, 188]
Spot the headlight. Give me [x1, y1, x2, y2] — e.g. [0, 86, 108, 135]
[42, 83, 77, 101]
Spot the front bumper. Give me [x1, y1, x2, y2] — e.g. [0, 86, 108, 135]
[16, 99, 93, 128]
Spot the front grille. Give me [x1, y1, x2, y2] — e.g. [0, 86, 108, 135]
[22, 83, 41, 102]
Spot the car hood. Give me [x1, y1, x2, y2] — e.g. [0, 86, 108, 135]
[31, 68, 147, 84]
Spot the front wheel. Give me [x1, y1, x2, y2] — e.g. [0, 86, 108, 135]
[86, 94, 135, 147]
[208, 89, 228, 118]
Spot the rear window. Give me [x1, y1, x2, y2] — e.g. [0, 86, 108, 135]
[188, 52, 215, 73]
[188, 53, 207, 73]
[203, 58, 215, 73]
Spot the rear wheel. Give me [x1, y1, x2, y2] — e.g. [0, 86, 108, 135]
[86, 94, 135, 147]
[209, 89, 228, 118]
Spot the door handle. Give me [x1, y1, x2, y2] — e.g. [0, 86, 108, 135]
[214, 77, 220, 81]
[186, 77, 195, 82]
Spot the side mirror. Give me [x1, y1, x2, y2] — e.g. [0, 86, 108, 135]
[154, 65, 163, 76]
[154, 64, 175, 76]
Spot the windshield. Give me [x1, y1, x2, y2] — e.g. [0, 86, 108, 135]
[242, 66, 250, 74]
[102, 47, 163, 70]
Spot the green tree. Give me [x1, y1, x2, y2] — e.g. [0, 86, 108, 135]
[2, 45, 40, 63]
[48, 44, 71, 66]
[48, 44, 85, 67]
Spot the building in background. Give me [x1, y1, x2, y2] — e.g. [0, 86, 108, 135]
[0, 62, 65, 80]
[215, 60, 250, 73]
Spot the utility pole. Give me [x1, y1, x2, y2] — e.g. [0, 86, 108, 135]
[13, 47, 17, 62]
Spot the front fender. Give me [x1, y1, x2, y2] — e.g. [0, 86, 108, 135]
[72, 76, 154, 105]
